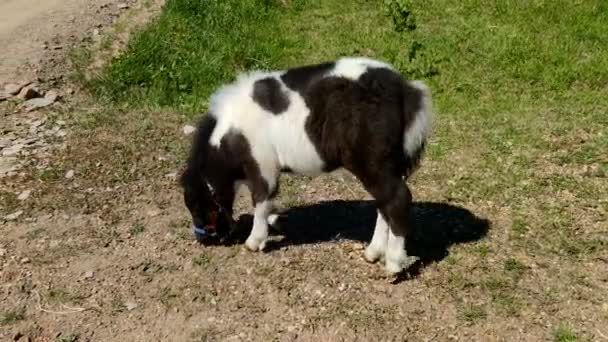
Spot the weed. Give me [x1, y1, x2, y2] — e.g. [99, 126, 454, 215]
[129, 222, 145, 236]
[504, 258, 527, 279]
[58, 334, 80, 342]
[475, 243, 491, 258]
[511, 218, 528, 238]
[48, 288, 85, 305]
[383, 0, 416, 32]
[192, 254, 210, 268]
[0, 190, 19, 213]
[25, 228, 46, 240]
[0, 310, 24, 325]
[553, 326, 579, 342]
[458, 304, 487, 323]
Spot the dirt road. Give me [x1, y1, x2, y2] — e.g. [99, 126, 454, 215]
[0, 0, 133, 82]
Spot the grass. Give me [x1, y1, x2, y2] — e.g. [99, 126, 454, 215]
[38, 0, 608, 339]
[129, 222, 145, 236]
[458, 303, 487, 323]
[48, 288, 85, 305]
[192, 254, 210, 268]
[553, 326, 580, 342]
[0, 310, 24, 325]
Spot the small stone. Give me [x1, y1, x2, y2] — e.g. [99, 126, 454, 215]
[147, 209, 160, 217]
[17, 85, 41, 100]
[4, 83, 23, 95]
[65, 170, 75, 179]
[17, 190, 32, 201]
[118, 3, 130, 9]
[83, 271, 95, 280]
[165, 172, 178, 181]
[338, 283, 346, 292]
[31, 118, 46, 128]
[125, 301, 138, 311]
[0, 248, 6, 257]
[20, 257, 30, 264]
[182, 125, 196, 136]
[2, 144, 24, 156]
[44, 90, 59, 102]
[93, 28, 100, 36]
[22, 97, 54, 112]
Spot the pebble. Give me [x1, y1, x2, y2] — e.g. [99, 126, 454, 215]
[23, 97, 54, 112]
[17, 190, 32, 201]
[164, 172, 178, 181]
[118, 3, 130, 9]
[45, 90, 59, 102]
[65, 170, 75, 179]
[125, 301, 138, 311]
[31, 118, 46, 128]
[182, 125, 196, 136]
[17, 85, 41, 100]
[83, 271, 95, 280]
[4, 83, 24, 95]
[0, 248, 6, 257]
[20, 257, 31, 264]
[2, 144, 24, 156]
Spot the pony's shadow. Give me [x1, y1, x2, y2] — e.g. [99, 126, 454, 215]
[232, 200, 490, 273]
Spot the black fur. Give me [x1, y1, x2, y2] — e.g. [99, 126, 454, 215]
[252, 77, 290, 114]
[280, 61, 335, 95]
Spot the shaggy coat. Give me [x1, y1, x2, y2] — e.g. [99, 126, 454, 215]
[181, 57, 432, 274]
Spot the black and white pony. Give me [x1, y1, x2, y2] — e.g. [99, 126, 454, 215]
[180, 57, 432, 274]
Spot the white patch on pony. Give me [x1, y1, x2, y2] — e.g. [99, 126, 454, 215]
[268, 213, 279, 226]
[207, 68, 326, 180]
[385, 225, 408, 274]
[270, 85, 326, 176]
[245, 200, 273, 251]
[329, 57, 394, 81]
[364, 211, 389, 263]
[403, 80, 433, 158]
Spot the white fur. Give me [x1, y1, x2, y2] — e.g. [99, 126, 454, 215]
[364, 211, 389, 263]
[329, 57, 394, 80]
[403, 80, 433, 158]
[385, 224, 408, 274]
[245, 200, 273, 251]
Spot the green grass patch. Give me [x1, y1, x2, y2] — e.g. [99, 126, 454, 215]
[192, 254, 210, 268]
[458, 303, 487, 323]
[89, 0, 301, 113]
[129, 222, 145, 236]
[553, 326, 579, 342]
[0, 310, 24, 325]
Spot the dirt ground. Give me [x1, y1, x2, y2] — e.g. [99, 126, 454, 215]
[1, 1, 607, 342]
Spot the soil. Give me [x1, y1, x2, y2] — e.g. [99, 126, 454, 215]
[2, 1, 607, 341]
